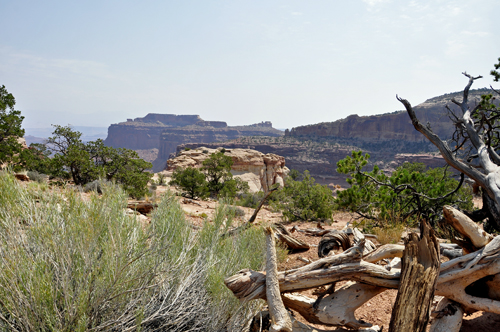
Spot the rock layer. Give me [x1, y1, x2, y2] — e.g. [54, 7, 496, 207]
[166, 147, 289, 193]
[286, 89, 488, 145]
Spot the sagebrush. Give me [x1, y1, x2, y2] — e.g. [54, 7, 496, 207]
[0, 171, 269, 331]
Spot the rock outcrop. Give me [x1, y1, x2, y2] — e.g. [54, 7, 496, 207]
[166, 147, 289, 193]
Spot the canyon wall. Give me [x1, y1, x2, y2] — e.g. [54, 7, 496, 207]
[104, 114, 202, 150]
[285, 89, 488, 150]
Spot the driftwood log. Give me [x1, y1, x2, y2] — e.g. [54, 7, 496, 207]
[388, 220, 440, 332]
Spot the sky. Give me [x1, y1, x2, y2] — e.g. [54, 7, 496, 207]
[1, 0, 499, 131]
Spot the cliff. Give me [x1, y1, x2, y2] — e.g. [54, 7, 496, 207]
[104, 113, 284, 171]
[104, 114, 202, 150]
[286, 89, 489, 152]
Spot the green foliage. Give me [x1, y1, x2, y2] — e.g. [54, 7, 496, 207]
[237, 191, 265, 209]
[491, 57, 500, 82]
[0, 171, 270, 331]
[336, 151, 473, 227]
[170, 151, 250, 200]
[202, 151, 234, 196]
[26, 170, 48, 183]
[23, 125, 152, 198]
[169, 167, 208, 199]
[0, 85, 25, 166]
[272, 170, 335, 221]
[157, 172, 167, 185]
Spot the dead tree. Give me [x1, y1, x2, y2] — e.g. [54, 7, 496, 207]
[397, 72, 500, 231]
[389, 220, 440, 332]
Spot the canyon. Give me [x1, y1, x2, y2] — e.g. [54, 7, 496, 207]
[104, 114, 283, 171]
[104, 89, 489, 186]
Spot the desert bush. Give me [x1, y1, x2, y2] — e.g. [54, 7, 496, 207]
[227, 205, 246, 217]
[157, 172, 167, 185]
[26, 170, 48, 183]
[373, 223, 405, 245]
[82, 179, 115, 194]
[0, 171, 269, 331]
[237, 191, 265, 209]
[272, 170, 335, 222]
[170, 166, 209, 199]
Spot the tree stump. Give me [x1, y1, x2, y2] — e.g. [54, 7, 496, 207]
[389, 220, 440, 332]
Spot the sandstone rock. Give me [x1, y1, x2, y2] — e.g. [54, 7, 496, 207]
[166, 147, 289, 193]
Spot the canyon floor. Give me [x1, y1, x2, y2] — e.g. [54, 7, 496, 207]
[150, 185, 499, 332]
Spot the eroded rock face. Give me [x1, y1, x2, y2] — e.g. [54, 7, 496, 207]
[286, 89, 488, 145]
[104, 114, 202, 150]
[166, 147, 289, 193]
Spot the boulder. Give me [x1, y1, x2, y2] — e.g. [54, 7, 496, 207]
[166, 147, 289, 193]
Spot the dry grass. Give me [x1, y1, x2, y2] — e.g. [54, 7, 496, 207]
[373, 223, 405, 245]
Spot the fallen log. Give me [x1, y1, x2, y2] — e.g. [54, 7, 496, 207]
[389, 220, 440, 332]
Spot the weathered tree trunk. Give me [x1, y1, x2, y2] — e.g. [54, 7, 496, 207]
[265, 227, 293, 332]
[389, 220, 440, 332]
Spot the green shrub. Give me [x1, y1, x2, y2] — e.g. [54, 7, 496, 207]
[169, 167, 208, 199]
[336, 151, 473, 227]
[157, 172, 167, 185]
[0, 171, 269, 331]
[227, 205, 246, 217]
[237, 191, 265, 209]
[26, 170, 48, 183]
[272, 170, 334, 222]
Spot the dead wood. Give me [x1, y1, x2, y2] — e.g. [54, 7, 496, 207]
[363, 244, 404, 263]
[353, 227, 377, 256]
[443, 205, 493, 250]
[317, 230, 351, 257]
[429, 298, 464, 332]
[248, 186, 278, 223]
[274, 223, 310, 251]
[389, 220, 440, 332]
[265, 227, 293, 332]
[283, 282, 385, 329]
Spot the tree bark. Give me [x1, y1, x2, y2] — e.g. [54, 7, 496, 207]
[389, 220, 440, 332]
[265, 227, 293, 332]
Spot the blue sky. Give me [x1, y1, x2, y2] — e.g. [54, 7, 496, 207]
[1, 0, 499, 130]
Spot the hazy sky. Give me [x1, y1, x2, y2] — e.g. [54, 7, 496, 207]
[1, 0, 499, 130]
